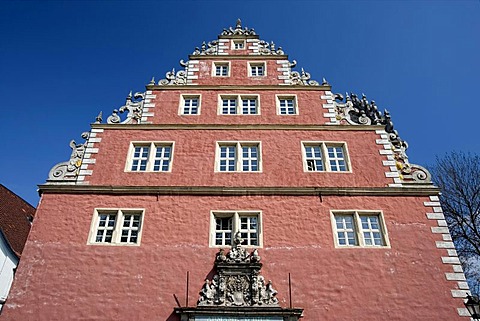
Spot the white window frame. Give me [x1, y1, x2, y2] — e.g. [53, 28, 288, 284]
[330, 210, 390, 248]
[215, 141, 262, 172]
[218, 94, 260, 115]
[248, 62, 266, 77]
[210, 211, 262, 248]
[212, 61, 230, 77]
[88, 208, 145, 246]
[275, 95, 298, 115]
[125, 142, 175, 172]
[179, 94, 201, 115]
[301, 141, 351, 173]
[232, 40, 245, 50]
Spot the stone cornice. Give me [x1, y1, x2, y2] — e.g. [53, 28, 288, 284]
[38, 185, 439, 197]
[89, 123, 385, 131]
[145, 84, 331, 91]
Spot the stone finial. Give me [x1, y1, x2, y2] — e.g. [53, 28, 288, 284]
[148, 77, 155, 85]
[236, 18, 242, 29]
[95, 111, 102, 124]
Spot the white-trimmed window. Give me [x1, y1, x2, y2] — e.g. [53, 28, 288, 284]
[180, 95, 200, 115]
[276, 95, 297, 115]
[216, 142, 261, 172]
[331, 211, 389, 247]
[232, 40, 245, 50]
[219, 95, 259, 115]
[210, 211, 261, 247]
[127, 142, 174, 172]
[213, 62, 230, 77]
[249, 62, 265, 77]
[302, 142, 349, 172]
[88, 209, 144, 245]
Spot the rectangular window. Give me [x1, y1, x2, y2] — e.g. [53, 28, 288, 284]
[276, 96, 297, 115]
[332, 211, 389, 248]
[221, 97, 237, 114]
[302, 142, 349, 172]
[211, 211, 261, 247]
[89, 209, 144, 245]
[214, 62, 229, 77]
[217, 142, 261, 172]
[127, 142, 174, 172]
[233, 40, 245, 50]
[180, 95, 200, 115]
[219, 95, 259, 115]
[241, 97, 258, 115]
[249, 62, 265, 77]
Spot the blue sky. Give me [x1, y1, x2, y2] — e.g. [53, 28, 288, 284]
[0, 1, 479, 206]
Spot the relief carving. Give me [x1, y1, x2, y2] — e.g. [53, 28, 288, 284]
[197, 232, 279, 307]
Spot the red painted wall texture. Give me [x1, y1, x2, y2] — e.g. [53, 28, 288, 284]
[194, 60, 285, 86]
[4, 193, 463, 320]
[85, 129, 392, 187]
[149, 89, 330, 125]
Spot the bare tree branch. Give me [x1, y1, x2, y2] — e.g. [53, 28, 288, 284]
[430, 151, 480, 295]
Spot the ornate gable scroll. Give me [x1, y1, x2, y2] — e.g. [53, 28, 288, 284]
[333, 93, 432, 185]
[106, 91, 145, 124]
[175, 233, 303, 320]
[47, 132, 89, 183]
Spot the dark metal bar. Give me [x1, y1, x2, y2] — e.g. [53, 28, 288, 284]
[289, 273, 292, 308]
[173, 294, 181, 307]
[186, 271, 190, 307]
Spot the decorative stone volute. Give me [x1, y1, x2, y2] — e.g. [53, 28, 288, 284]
[333, 92, 432, 184]
[47, 132, 89, 183]
[106, 91, 145, 124]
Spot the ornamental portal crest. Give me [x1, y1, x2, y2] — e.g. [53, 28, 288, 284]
[197, 232, 279, 307]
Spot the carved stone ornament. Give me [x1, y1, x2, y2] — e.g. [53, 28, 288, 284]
[158, 68, 188, 85]
[289, 68, 320, 86]
[47, 132, 89, 183]
[107, 91, 145, 124]
[333, 93, 432, 184]
[192, 40, 219, 56]
[220, 18, 256, 36]
[197, 232, 278, 307]
[258, 40, 284, 55]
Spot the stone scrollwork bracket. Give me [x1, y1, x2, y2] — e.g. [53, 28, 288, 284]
[107, 91, 145, 124]
[47, 132, 90, 183]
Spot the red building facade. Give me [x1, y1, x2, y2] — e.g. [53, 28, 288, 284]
[4, 21, 471, 320]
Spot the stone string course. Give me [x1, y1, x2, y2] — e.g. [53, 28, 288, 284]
[424, 196, 471, 318]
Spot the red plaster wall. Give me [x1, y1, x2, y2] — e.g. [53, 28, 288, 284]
[194, 60, 284, 86]
[3, 193, 463, 320]
[149, 89, 329, 125]
[86, 129, 391, 187]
